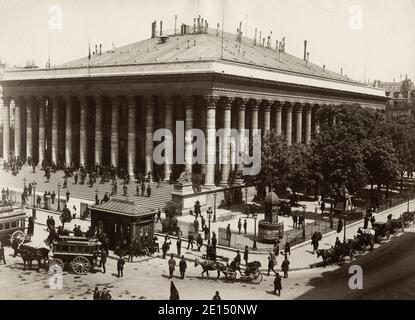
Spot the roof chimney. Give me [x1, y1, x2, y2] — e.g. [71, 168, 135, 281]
[187, 39, 190, 48]
[254, 28, 257, 45]
[151, 20, 157, 38]
[197, 15, 201, 33]
[323, 65, 326, 72]
[341, 67, 343, 76]
[282, 37, 285, 52]
[174, 15, 177, 35]
[95, 44, 98, 55]
[160, 21, 163, 36]
[259, 31, 262, 46]
[306, 52, 309, 66]
[262, 38, 265, 47]
[303, 40, 307, 60]
[99, 44, 102, 55]
[205, 20, 208, 33]
[193, 18, 196, 33]
[239, 21, 242, 41]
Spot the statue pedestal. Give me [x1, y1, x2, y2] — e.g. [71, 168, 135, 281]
[171, 182, 195, 215]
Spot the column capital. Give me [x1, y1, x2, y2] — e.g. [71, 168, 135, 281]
[260, 100, 271, 111]
[235, 97, 248, 110]
[16, 96, 26, 106]
[79, 96, 89, 106]
[248, 99, 259, 111]
[272, 101, 282, 112]
[126, 95, 136, 105]
[161, 95, 174, 106]
[295, 103, 304, 112]
[284, 103, 293, 112]
[220, 96, 233, 110]
[204, 95, 220, 109]
[303, 103, 312, 113]
[2, 96, 11, 105]
[142, 95, 157, 106]
[182, 95, 194, 107]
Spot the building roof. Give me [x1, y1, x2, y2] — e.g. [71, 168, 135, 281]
[2, 29, 386, 99]
[91, 197, 155, 217]
[59, 31, 348, 83]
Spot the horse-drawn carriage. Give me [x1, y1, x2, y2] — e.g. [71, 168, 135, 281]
[371, 218, 401, 243]
[355, 228, 375, 251]
[401, 211, 415, 227]
[316, 241, 356, 266]
[223, 260, 263, 284]
[0, 204, 31, 246]
[48, 235, 101, 274]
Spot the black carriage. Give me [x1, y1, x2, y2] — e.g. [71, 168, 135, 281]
[401, 211, 415, 227]
[48, 236, 101, 274]
[372, 222, 392, 243]
[224, 260, 263, 284]
[356, 228, 375, 251]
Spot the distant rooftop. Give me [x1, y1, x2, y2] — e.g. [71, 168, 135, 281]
[91, 197, 155, 216]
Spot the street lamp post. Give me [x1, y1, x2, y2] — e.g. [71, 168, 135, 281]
[343, 213, 347, 243]
[95, 189, 99, 205]
[32, 181, 37, 219]
[207, 207, 212, 245]
[253, 211, 258, 250]
[213, 193, 217, 223]
[57, 183, 61, 212]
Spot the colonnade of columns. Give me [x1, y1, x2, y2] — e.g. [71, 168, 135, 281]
[1, 94, 323, 187]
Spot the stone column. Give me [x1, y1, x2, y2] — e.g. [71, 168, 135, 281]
[285, 104, 293, 146]
[164, 96, 174, 181]
[95, 96, 103, 165]
[65, 97, 73, 166]
[184, 96, 194, 171]
[127, 96, 136, 176]
[314, 106, 320, 137]
[204, 96, 218, 187]
[305, 105, 312, 145]
[295, 104, 303, 144]
[26, 98, 33, 160]
[51, 96, 59, 163]
[221, 98, 232, 185]
[144, 96, 155, 180]
[237, 98, 246, 170]
[274, 102, 282, 136]
[14, 97, 23, 158]
[2, 97, 10, 161]
[262, 100, 271, 133]
[110, 97, 120, 168]
[38, 98, 46, 165]
[79, 96, 88, 166]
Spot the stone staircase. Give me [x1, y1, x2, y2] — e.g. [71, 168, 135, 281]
[0, 166, 174, 211]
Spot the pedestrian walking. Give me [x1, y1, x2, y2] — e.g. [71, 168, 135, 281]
[187, 233, 194, 250]
[335, 236, 341, 248]
[101, 288, 112, 300]
[237, 218, 242, 234]
[267, 256, 277, 276]
[123, 184, 127, 196]
[226, 224, 231, 241]
[320, 201, 325, 215]
[156, 208, 161, 223]
[203, 225, 209, 240]
[311, 237, 319, 254]
[146, 185, 151, 197]
[170, 281, 180, 300]
[74, 173, 78, 184]
[273, 273, 282, 296]
[168, 254, 176, 278]
[162, 241, 169, 259]
[196, 233, 203, 251]
[293, 214, 298, 228]
[211, 232, 217, 247]
[273, 240, 280, 257]
[281, 255, 290, 278]
[117, 256, 125, 277]
[201, 216, 206, 229]
[176, 238, 182, 256]
[243, 246, 249, 265]
[100, 251, 107, 273]
[0, 243, 6, 264]
[93, 287, 101, 300]
[193, 218, 199, 234]
[243, 219, 247, 234]
[212, 291, 221, 300]
[66, 190, 70, 202]
[179, 256, 187, 279]
[284, 242, 291, 255]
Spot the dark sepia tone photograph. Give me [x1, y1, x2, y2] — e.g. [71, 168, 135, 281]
[0, 0, 414, 304]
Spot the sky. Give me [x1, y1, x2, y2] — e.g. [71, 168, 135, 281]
[0, 0, 414, 82]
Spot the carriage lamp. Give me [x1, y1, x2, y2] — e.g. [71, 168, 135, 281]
[253, 211, 258, 250]
[57, 183, 61, 212]
[213, 193, 217, 223]
[207, 207, 213, 245]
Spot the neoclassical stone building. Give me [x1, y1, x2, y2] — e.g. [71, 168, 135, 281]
[0, 22, 387, 187]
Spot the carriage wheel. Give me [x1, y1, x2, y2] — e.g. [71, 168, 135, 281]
[49, 258, 64, 272]
[249, 271, 263, 284]
[10, 230, 26, 246]
[349, 249, 355, 261]
[225, 270, 237, 282]
[71, 256, 91, 274]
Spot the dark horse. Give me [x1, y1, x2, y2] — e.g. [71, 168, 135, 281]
[194, 258, 227, 278]
[14, 244, 49, 271]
